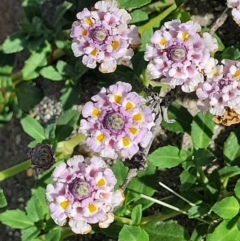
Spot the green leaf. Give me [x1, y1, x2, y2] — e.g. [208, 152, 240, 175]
[40, 66, 63, 81]
[0, 188, 7, 208]
[0, 51, 15, 76]
[0, 209, 33, 229]
[149, 145, 186, 168]
[125, 162, 156, 204]
[20, 115, 45, 141]
[26, 195, 45, 222]
[53, 1, 73, 28]
[2, 32, 26, 53]
[16, 82, 43, 112]
[234, 179, 240, 199]
[45, 123, 56, 141]
[45, 229, 61, 241]
[180, 168, 197, 191]
[118, 0, 151, 9]
[193, 149, 215, 166]
[221, 46, 240, 60]
[212, 197, 239, 219]
[132, 52, 147, 76]
[143, 220, 189, 241]
[22, 41, 51, 80]
[55, 109, 80, 141]
[191, 112, 215, 149]
[162, 102, 193, 133]
[60, 82, 80, 110]
[139, 27, 153, 52]
[130, 9, 148, 24]
[206, 218, 240, 241]
[119, 225, 149, 241]
[112, 161, 128, 190]
[223, 127, 240, 165]
[21, 226, 40, 241]
[131, 204, 142, 225]
[218, 166, 240, 179]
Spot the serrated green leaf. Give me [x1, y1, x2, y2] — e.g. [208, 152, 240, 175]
[118, 0, 151, 9]
[223, 128, 240, 165]
[119, 225, 149, 241]
[26, 195, 45, 222]
[131, 204, 142, 225]
[191, 112, 214, 149]
[212, 197, 239, 219]
[193, 149, 215, 166]
[0, 188, 7, 208]
[112, 161, 128, 190]
[206, 218, 240, 241]
[20, 115, 45, 141]
[16, 82, 43, 112]
[143, 220, 189, 241]
[149, 145, 185, 168]
[2, 32, 26, 53]
[161, 102, 193, 133]
[40, 66, 62, 81]
[55, 109, 80, 141]
[0, 209, 33, 229]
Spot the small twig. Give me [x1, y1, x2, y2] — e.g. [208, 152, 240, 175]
[159, 182, 196, 207]
[209, 7, 229, 35]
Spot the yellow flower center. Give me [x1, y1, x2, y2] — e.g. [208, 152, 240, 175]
[96, 133, 105, 142]
[129, 127, 138, 135]
[122, 137, 130, 147]
[111, 40, 120, 50]
[92, 108, 100, 117]
[84, 17, 93, 26]
[181, 31, 190, 41]
[233, 70, 240, 78]
[114, 94, 122, 103]
[125, 101, 133, 111]
[96, 178, 106, 187]
[60, 200, 69, 209]
[88, 203, 97, 213]
[90, 48, 97, 56]
[133, 113, 142, 122]
[159, 38, 166, 45]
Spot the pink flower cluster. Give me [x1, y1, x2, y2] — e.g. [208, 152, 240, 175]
[79, 81, 155, 159]
[196, 59, 240, 116]
[144, 20, 218, 92]
[70, 0, 140, 73]
[46, 155, 124, 234]
[227, 0, 240, 25]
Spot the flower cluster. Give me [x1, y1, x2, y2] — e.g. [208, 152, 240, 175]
[227, 0, 240, 25]
[46, 155, 124, 234]
[144, 20, 218, 92]
[70, 0, 140, 73]
[79, 81, 155, 159]
[27, 144, 55, 173]
[196, 59, 240, 118]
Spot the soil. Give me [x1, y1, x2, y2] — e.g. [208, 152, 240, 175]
[0, 0, 240, 241]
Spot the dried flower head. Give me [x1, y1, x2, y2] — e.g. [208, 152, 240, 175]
[144, 19, 218, 92]
[46, 155, 124, 234]
[196, 59, 240, 118]
[70, 0, 141, 73]
[27, 144, 55, 173]
[79, 81, 155, 159]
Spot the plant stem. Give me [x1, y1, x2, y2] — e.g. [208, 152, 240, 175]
[0, 160, 31, 181]
[197, 166, 209, 184]
[114, 215, 133, 225]
[138, 4, 177, 34]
